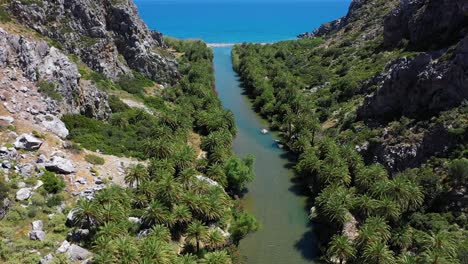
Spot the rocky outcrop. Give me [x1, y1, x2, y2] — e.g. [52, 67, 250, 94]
[358, 36, 468, 121]
[384, 0, 468, 49]
[299, 0, 380, 38]
[9, 0, 179, 85]
[0, 27, 110, 119]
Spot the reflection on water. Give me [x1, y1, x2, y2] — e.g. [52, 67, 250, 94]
[213, 47, 317, 264]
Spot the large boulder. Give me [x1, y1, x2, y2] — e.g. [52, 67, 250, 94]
[66, 244, 91, 261]
[45, 156, 76, 174]
[29, 230, 46, 241]
[14, 134, 43, 151]
[36, 114, 69, 138]
[16, 188, 32, 201]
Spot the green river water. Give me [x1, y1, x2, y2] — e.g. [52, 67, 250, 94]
[213, 47, 317, 264]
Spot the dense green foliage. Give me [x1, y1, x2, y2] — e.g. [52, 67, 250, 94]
[233, 30, 467, 264]
[63, 39, 258, 263]
[40, 171, 66, 194]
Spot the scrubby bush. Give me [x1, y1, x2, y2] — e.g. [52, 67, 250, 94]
[41, 171, 65, 194]
[38, 80, 62, 101]
[85, 154, 105, 165]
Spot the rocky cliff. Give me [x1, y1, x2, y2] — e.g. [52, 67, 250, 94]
[8, 0, 179, 85]
[0, 27, 110, 119]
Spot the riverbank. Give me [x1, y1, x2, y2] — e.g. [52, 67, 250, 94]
[213, 46, 317, 264]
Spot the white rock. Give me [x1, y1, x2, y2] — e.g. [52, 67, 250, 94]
[32, 220, 43, 231]
[0, 116, 14, 128]
[14, 134, 43, 151]
[36, 114, 69, 139]
[66, 245, 91, 261]
[196, 175, 219, 187]
[16, 188, 32, 201]
[17, 182, 26, 188]
[57, 240, 70, 253]
[29, 230, 46, 241]
[261, 128, 269, 134]
[33, 180, 44, 190]
[40, 253, 53, 264]
[45, 156, 75, 174]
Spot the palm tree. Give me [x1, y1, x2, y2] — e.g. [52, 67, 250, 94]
[174, 145, 196, 173]
[201, 250, 232, 264]
[143, 200, 172, 227]
[206, 229, 226, 251]
[326, 234, 356, 264]
[357, 217, 391, 247]
[202, 130, 232, 153]
[171, 204, 193, 227]
[355, 164, 388, 192]
[145, 140, 174, 160]
[99, 202, 126, 224]
[155, 172, 183, 205]
[362, 240, 395, 264]
[420, 230, 457, 263]
[137, 180, 157, 199]
[148, 158, 176, 179]
[375, 196, 401, 221]
[186, 220, 209, 253]
[315, 184, 354, 225]
[355, 194, 379, 217]
[206, 164, 227, 187]
[387, 176, 423, 211]
[140, 237, 177, 264]
[125, 164, 149, 189]
[72, 199, 102, 229]
[113, 236, 140, 264]
[391, 227, 414, 252]
[178, 168, 197, 189]
[148, 225, 172, 242]
[396, 252, 417, 264]
[176, 254, 198, 264]
[96, 222, 129, 240]
[295, 149, 320, 178]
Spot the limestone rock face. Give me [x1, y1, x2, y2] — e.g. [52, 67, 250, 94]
[0, 28, 111, 119]
[384, 0, 468, 49]
[9, 0, 179, 85]
[358, 36, 468, 120]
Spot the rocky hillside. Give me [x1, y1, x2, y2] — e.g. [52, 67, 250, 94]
[234, 0, 468, 262]
[6, 0, 179, 84]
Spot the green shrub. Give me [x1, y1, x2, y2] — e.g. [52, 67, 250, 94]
[116, 72, 154, 95]
[38, 80, 62, 101]
[46, 194, 64, 207]
[41, 171, 65, 194]
[108, 95, 130, 113]
[0, 6, 10, 22]
[85, 154, 105, 165]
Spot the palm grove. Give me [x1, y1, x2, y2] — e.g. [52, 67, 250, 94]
[232, 0, 468, 263]
[62, 39, 259, 263]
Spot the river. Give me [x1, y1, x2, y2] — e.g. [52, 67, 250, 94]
[213, 47, 317, 264]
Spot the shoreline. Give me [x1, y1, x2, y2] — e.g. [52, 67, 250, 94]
[207, 42, 271, 47]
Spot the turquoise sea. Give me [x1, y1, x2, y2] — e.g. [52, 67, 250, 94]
[134, 0, 351, 43]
